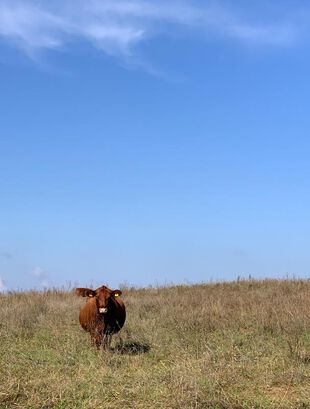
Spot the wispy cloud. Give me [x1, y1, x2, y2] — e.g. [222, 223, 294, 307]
[31, 266, 50, 289]
[0, 1, 302, 64]
[0, 277, 7, 293]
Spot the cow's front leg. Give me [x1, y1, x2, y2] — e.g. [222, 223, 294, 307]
[90, 329, 102, 349]
[102, 333, 112, 350]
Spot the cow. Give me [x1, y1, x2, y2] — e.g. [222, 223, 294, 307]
[76, 285, 126, 349]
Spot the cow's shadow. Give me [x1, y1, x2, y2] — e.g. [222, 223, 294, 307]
[112, 341, 150, 355]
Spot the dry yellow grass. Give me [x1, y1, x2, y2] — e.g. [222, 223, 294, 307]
[0, 279, 309, 408]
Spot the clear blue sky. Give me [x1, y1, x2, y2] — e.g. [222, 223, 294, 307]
[1, 0, 310, 291]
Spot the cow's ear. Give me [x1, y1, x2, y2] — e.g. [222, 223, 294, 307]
[75, 288, 95, 298]
[112, 289, 122, 298]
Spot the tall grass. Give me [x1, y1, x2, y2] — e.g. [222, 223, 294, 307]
[0, 279, 309, 408]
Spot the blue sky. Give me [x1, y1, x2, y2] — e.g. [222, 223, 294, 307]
[1, 0, 310, 291]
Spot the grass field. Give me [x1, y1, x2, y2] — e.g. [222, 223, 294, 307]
[0, 279, 309, 408]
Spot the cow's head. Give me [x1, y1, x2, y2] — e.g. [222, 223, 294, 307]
[76, 286, 122, 314]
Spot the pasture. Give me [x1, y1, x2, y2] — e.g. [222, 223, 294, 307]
[0, 279, 309, 408]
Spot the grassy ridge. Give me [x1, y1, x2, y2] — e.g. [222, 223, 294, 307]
[0, 279, 309, 408]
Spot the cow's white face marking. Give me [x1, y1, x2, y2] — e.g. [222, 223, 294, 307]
[99, 307, 108, 314]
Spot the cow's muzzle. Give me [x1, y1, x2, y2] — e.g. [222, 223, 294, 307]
[99, 307, 108, 314]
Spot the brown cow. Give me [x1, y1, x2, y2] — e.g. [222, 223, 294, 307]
[76, 285, 126, 349]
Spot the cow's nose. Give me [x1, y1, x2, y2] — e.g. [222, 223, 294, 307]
[99, 307, 108, 314]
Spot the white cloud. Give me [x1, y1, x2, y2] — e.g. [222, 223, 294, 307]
[39, 279, 49, 289]
[0, 1, 146, 57]
[0, 1, 302, 63]
[230, 23, 297, 47]
[0, 277, 7, 293]
[31, 266, 46, 278]
[31, 266, 50, 289]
